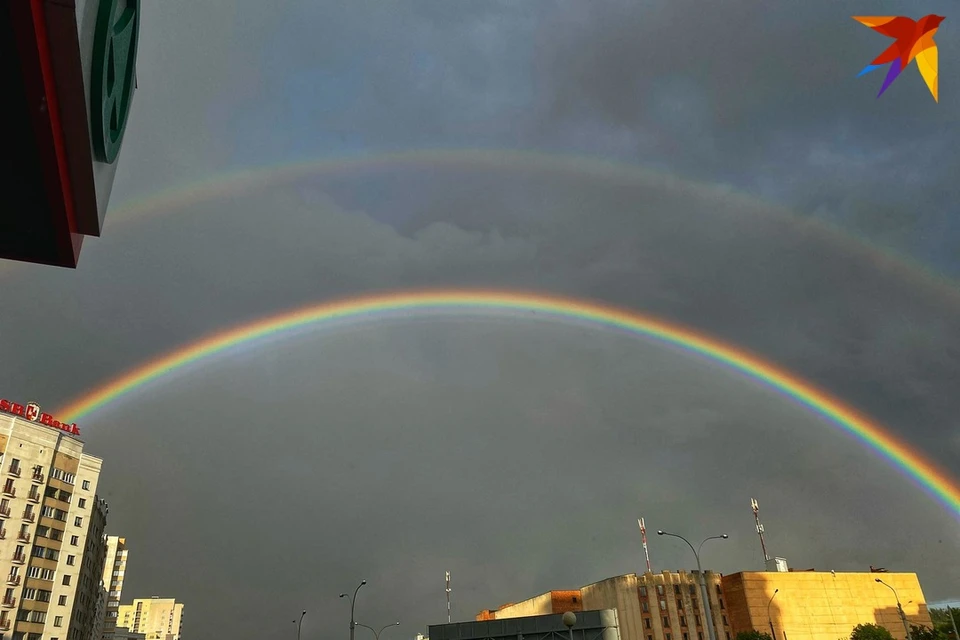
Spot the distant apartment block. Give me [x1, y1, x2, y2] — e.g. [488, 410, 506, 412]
[116, 597, 183, 640]
[101, 536, 130, 638]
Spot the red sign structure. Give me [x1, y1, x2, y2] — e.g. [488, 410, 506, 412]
[0, 398, 80, 436]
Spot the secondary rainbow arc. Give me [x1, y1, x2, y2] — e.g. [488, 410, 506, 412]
[54, 289, 960, 521]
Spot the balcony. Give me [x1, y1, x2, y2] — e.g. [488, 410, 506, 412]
[21, 511, 34, 523]
[0, 505, 9, 518]
[1, 596, 15, 608]
[7, 466, 20, 478]
[1, 487, 14, 498]
[11, 552, 25, 564]
[31, 471, 43, 483]
[17, 532, 29, 544]
[0, 617, 9, 630]
[5, 574, 18, 586]
[27, 492, 40, 504]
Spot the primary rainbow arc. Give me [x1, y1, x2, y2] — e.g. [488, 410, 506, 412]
[55, 289, 960, 520]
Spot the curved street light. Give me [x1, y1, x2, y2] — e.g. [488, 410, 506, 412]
[658, 530, 728, 640]
[767, 589, 779, 640]
[356, 621, 401, 640]
[340, 580, 368, 640]
[294, 610, 307, 640]
[875, 579, 911, 640]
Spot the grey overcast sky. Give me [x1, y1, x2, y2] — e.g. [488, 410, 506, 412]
[2, 1, 960, 638]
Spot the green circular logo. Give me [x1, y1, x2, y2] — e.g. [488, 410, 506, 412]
[90, 0, 140, 164]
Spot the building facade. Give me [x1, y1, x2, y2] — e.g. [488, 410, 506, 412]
[0, 407, 105, 640]
[721, 571, 933, 640]
[116, 598, 183, 640]
[478, 572, 731, 640]
[437, 610, 620, 640]
[69, 496, 108, 640]
[100, 537, 129, 638]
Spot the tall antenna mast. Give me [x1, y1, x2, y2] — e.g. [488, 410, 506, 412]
[751, 498, 770, 563]
[446, 571, 451, 623]
[638, 518, 652, 573]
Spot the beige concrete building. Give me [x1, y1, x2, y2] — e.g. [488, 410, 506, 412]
[116, 597, 184, 640]
[721, 571, 932, 640]
[100, 536, 130, 638]
[479, 571, 731, 640]
[69, 496, 108, 640]
[0, 406, 105, 640]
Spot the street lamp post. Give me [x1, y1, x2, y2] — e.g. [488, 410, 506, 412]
[340, 580, 368, 640]
[295, 610, 307, 640]
[562, 611, 577, 640]
[658, 530, 729, 640]
[767, 589, 779, 640]
[356, 621, 401, 640]
[875, 579, 911, 640]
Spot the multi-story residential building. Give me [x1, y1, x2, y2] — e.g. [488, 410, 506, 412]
[68, 496, 108, 640]
[116, 598, 183, 640]
[100, 537, 129, 638]
[0, 400, 105, 640]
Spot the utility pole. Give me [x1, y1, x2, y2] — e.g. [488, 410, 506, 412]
[638, 518, 652, 573]
[446, 571, 452, 624]
[751, 498, 770, 564]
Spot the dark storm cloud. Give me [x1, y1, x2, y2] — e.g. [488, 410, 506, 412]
[5, 161, 960, 640]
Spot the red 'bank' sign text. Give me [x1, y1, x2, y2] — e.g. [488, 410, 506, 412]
[0, 399, 80, 436]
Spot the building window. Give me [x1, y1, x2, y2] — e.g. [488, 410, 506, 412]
[642, 601, 649, 613]
[660, 599, 667, 611]
[54, 615, 63, 627]
[689, 585, 696, 595]
[699, 634, 704, 640]
[680, 616, 687, 628]
[664, 617, 670, 628]
[678, 599, 684, 611]
[666, 634, 672, 640]
[73, 517, 82, 527]
[719, 599, 724, 610]
[674, 585, 681, 595]
[645, 618, 652, 629]
[640, 586, 647, 597]
[684, 634, 689, 640]
[58, 595, 67, 606]
[82, 480, 90, 490]
[70, 536, 78, 546]
[722, 616, 728, 627]
[715, 585, 722, 595]
[78, 498, 85, 509]
[657, 585, 665, 596]
[696, 616, 701, 627]
[62, 575, 70, 586]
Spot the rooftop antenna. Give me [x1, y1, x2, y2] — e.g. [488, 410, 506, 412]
[638, 518, 652, 573]
[445, 571, 451, 624]
[751, 498, 770, 563]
